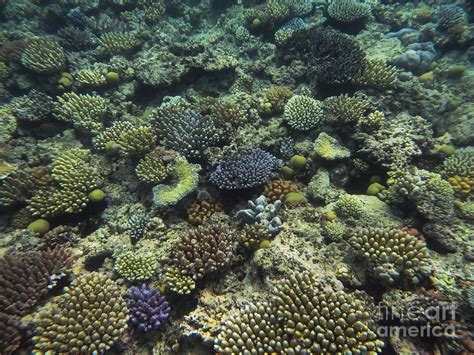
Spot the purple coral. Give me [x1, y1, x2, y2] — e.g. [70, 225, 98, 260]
[127, 284, 170, 332]
[210, 148, 276, 190]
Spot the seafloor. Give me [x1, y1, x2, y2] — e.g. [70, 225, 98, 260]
[0, 0, 473, 354]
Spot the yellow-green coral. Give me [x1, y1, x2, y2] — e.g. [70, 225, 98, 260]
[98, 31, 138, 54]
[20, 37, 65, 74]
[135, 153, 170, 184]
[32, 273, 128, 354]
[335, 193, 364, 218]
[152, 156, 200, 209]
[93, 121, 155, 155]
[165, 266, 196, 294]
[53, 92, 107, 133]
[313, 132, 350, 160]
[75, 69, 107, 87]
[114, 250, 157, 281]
[353, 59, 398, 89]
[27, 149, 99, 218]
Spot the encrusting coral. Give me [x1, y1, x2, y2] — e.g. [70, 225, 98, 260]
[32, 273, 128, 354]
[215, 272, 384, 353]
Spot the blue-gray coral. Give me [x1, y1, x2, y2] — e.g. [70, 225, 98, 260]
[210, 149, 276, 190]
[236, 195, 282, 234]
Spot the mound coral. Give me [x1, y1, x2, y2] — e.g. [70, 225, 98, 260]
[27, 149, 100, 218]
[289, 27, 367, 85]
[115, 251, 157, 282]
[284, 95, 324, 130]
[32, 273, 128, 354]
[127, 284, 170, 333]
[210, 149, 276, 190]
[349, 228, 430, 284]
[313, 132, 351, 160]
[20, 37, 65, 74]
[53, 92, 107, 133]
[215, 272, 383, 353]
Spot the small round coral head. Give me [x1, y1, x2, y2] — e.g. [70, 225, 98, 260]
[88, 189, 106, 202]
[28, 219, 50, 235]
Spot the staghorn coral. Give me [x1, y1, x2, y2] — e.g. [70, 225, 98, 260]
[152, 155, 200, 209]
[97, 31, 138, 54]
[265, 85, 293, 113]
[0, 248, 74, 317]
[27, 149, 100, 218]
[327, 0, 372, 23]
[151, 97, 220, 158]
[215, 272, 383, 353]
[187, 199, 222, 225]
[289, 27, 367, 85]
[20, 37, 65, 74]
[324, 94, 369, 123]
[115, 251, 157, 282]
[349, 228, 430, 285]
[32, 273, 128, 354]
[127, 284, 170, 333]
[263, 179, 299, 202]
[353, 59, 398, 89]
[0, 170, 35, 209]
[237, 195, 283, 235]
[284, 95, 324, 130]
[53, 92, 107, 134]
[210, 149, 276, 190]
[168, 225, 238, 287]
[10, 90, 53, 122]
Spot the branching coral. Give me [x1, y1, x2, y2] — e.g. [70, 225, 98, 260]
[32, 273, 128, 354]
[10, 90, 53, 122]
[215, 272, 383, 353]
[210, 149, 276, 190]
[265, 85, 293, 113]
[324, 94, 370, 123]
[284, 95, 324, 130]
[334, 193, 364, 218]
[75, 69, 107, 87]
[93, 121, 155, 156]
[263, 179, 299, 202]
[237, 195, 283, 234]
[349, 228, 430, 285]
[127, 284, 170, 332]
[437, 5, 468, 32]
[0, 170, 35, 209]
[151, 97, 221, 158]
[97, 31, 138, 54]
[27, 149, 100, 218]
[187, 199, 222, 225]
[115, 251, 157, 282]
[327, 0, 372, 23]
[353, 59, 398, 89]
[20, 37, 65, 74]
[53, 92, 107, 133]
[288, 27, 367, 85]
[135, 152, 170, 184]
[0, 313, 21, 355]
[166, 225, 238, 293]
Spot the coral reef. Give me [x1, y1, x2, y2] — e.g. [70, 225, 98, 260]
[284, 95, 324, 130]
[20, 37, 65, 74]
[115, 251, 157, 282]
[237, 195, 283, 234]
